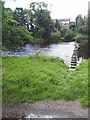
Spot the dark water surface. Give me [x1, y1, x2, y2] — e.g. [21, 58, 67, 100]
[78, 42, 88, 59]
[2, 41, 88, 66]
[77, 41, 88, 65]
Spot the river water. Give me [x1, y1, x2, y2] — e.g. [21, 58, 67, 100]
[2, 41, 88, 66]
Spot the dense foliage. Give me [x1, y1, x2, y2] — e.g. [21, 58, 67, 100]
[49, 32, 61, 43]
[2, 2, 53, 47]
[75, 15, 88, 40]
[2, 3, 33, 47]
[2, 1, 88, 48]
[64, 30, 75, 40]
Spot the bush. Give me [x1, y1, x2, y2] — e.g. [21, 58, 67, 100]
[64, 30, 75, 40]
[49, 32, 61, 43]
[14, 26, 33, 44]
[32, 38, 44, 45]
[77, 25, 88, 35]
[60, 28, 68, 37]
[2, 25, 33, 46]
[76, 33, 88, 41]
[33, 27, 45, 38]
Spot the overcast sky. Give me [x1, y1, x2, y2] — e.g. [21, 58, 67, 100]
[5, 0, 89, 21]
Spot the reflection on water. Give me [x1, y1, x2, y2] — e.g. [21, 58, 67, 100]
[77, 42, 88, 65]
[78, 42, 88, 59]
[2, 41, 88, 66]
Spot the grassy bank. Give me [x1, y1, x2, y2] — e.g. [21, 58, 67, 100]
[2, 55, 88, 107]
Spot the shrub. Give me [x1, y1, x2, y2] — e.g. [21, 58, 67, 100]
[15, 26, 33, 44]
[32, 38, 44, 45]
[49, 32, 61, 43]
[76, 33, 88, 40]
[60, 28, 68, 37]
[2, 25, 33, 46]
[64, 30, 75, 40]
[33, 27, 45, 38]
[77, 25, 88, 35]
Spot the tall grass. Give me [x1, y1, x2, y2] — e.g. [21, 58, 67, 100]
[2, 55, 88, 107]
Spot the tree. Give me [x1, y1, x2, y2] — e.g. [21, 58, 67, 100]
[30, 2, 47, 12]
[27, 2, 39, 32]
[75, 15, 84, 27]
[60, 28, 68, 37]
[69, 24, 76, 31]
[2, 3, 33, 47]
[13, 7, 26, 26]
[35, 9, 52, 39]
[29, 2, 52, 42]
[77, 25, 88, 35]
[30, 2, 38, 12]
[49, 32, 61, 43]
[54, 19, 61, 31]
[2, 2, 17, 45]
[75, 14, 88, 36]
[64, 30, 75, 40]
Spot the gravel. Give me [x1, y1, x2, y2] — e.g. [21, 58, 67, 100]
[2, 100, 88, 119]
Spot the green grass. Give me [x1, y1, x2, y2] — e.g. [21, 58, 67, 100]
[2, 55, 88, 107]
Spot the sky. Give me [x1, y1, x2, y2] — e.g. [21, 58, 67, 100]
[5, 0, 89, 21]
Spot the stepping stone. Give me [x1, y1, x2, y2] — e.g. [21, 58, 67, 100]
[70, 66, 76, 69]
[71, 60, 76, 62]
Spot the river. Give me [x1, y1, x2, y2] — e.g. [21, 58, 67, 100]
[2, 41, 88, 66]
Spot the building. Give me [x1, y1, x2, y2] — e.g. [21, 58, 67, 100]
[52, 18, 71, 28]
[59, 18, 70, 28]
[52, 18, 75, 31]
[69, 21, 76, 26]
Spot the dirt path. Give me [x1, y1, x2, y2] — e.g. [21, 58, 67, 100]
[2, 100, 88, 119]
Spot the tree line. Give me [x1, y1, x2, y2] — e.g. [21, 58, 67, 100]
[2, 1, 88, 49]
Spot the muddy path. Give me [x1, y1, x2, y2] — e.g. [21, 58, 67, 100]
[2, 100, 88, 119]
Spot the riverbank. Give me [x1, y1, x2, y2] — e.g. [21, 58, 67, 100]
[2, 55, 88, 107]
